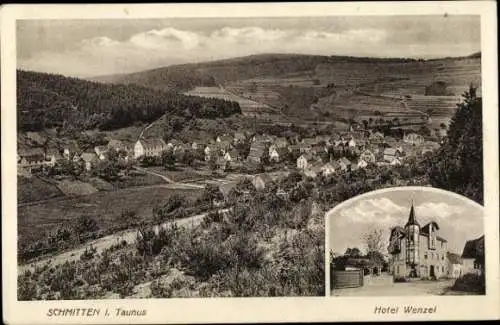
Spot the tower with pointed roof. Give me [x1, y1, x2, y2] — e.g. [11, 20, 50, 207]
[404, 202, 420, 277]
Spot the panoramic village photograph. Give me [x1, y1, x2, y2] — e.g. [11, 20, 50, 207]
[327, 187, 485, 296]
[16, 15, 483, 299]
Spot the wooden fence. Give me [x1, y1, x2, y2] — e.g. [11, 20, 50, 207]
[331, 269, 364, 289]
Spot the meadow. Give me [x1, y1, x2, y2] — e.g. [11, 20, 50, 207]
[18, 185, 204, 253]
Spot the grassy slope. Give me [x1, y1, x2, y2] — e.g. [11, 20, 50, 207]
[18, 186, 203, 250]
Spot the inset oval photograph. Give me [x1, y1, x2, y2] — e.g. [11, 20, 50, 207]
[327, 186, 484, 297]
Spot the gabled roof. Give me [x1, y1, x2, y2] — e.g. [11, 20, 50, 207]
[107, 139, 123, 149]
[65, 140, 80, 152]
[384, 148, 400, 155]
[420, 221, 440, 234]
[301, 138, 319, 146]
[447, 252, 463, 264]
[80, 152, 99, 163]
[140, 138, 167, 150]
[299, 153, 314, 162]
[218, 135, 233, 142]
[462, 235, 485, 259]
[337, 157, 351, 165]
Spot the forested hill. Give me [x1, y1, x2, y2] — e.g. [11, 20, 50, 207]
[17, 70, 241, 132]
[90, 53, 480, 92]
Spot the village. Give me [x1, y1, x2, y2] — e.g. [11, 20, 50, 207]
[17, 123, 442, 190]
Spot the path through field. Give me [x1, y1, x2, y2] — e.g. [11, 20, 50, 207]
[18, 209, 228, 274]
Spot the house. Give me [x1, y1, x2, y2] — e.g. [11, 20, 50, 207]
[107, 139, 125, 151]
[388, 203, 449, 279]
[383, 148, 402, 163]
[217, 135, 233, 143]
[18, 148, 47, 172]
[252, 174, 274, 191]
[224, 149, 240, 163]
[446, 252, 463, 279]
[274, 137, 289, 148]
[252, 134, 273, 144]
[216, 157, 229, 172]
[369, 131, 384, 142]
[191, 141, 207, 152]
[461, 235, 485, 275]
[94, 145, 109, 160]
[311, 144, 327, 156]
[357, 159, 369, 169]
[348, 138, 357, 148]
[304, 162, 323, 179]
[389, 157, 402, 166]
[269, 147, 288, 163]
[298, 144, 312, 154]
[301, 138, 320, 147]
[63, 141, 80, 160]
[315, 135, 331, 146]
[247, 141, 268, 164]
[336, 157, 352, 172]
[218, 140, 233, 154]
[134, 138, 168, 159]
[297, 153, 314, 170]
[403, 133, 425, 145]
[321, 162, 337, 177]
[359, 149, 376, 164]
[80, 152, 100, 171]
[166, 139, 183, 151]
[44, 148, 63, 166]
[288, 145, 301, 155]
[205, 145, 219, 161]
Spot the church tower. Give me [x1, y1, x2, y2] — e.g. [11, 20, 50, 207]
[404, 202, 420, 277]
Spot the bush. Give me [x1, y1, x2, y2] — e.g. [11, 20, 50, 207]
[394, 276, 408, 283]
[452, 273, 485, 294]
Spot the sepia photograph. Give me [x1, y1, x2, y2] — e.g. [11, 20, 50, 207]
[327, 187, 484, 297]
[1, 2, 498, 324]
[15, 14, 483, 301]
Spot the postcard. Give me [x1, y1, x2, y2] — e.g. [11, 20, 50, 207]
[1, 1, 498, 323]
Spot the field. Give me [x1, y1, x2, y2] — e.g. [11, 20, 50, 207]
[18, 176, 64, 204]
[184, 86, 277, 116]
[17, 185, 204, 251]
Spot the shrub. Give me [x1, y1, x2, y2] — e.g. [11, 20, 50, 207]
[452, 273, 485, 294]
[394, 276, 408, 283]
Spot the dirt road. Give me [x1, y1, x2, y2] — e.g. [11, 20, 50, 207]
[331, 275, 457, 296]
[18, 211, 217, 274]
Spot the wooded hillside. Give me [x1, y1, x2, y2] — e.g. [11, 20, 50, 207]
[17, 70, 241, 132]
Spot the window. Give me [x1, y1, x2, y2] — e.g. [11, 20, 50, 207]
[442, 255, 444, 261]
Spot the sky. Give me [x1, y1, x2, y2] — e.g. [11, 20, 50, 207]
[327, 187, 483, 257]
[16, 15, 481, 77]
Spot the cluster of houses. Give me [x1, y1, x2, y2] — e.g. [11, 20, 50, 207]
[18, 128, 438, 177]
[17, 139, 133, 174]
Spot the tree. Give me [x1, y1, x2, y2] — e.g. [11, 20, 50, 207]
[75, 215, 99, 237]
[429, 86, 483, 204]
[344, 247, 362, 257]
[201, 183, 224, 207]
[161, 150, 176, 170]
[362, 226, 386, 261]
